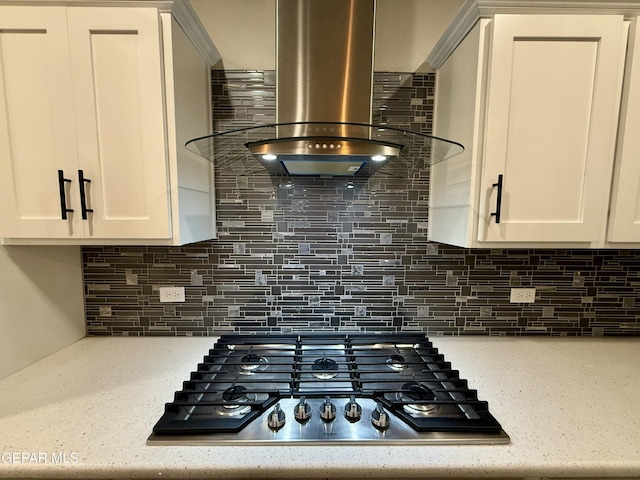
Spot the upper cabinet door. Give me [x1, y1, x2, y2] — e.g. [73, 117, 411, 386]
[0, 7, 82, 238]
[66, 8, 171, 239]
[608, 17, 640, 243]
[479, 15, 627, 242]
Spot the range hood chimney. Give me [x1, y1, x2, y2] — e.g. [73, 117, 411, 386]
[277, 0, 376, 131]
[185, 0, 464, 178]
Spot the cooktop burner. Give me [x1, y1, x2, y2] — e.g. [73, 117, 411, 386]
[386, 354, 409, 371]
[237, 353, 268, 374]
[311, 357, 339, 379]
[148, 333, 509, 445]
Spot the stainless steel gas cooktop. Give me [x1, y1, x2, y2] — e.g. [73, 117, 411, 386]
[147, 334, 509, 445]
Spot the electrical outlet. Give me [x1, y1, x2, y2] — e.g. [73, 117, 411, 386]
[159, 286, 185, 303]
[510, 287, 536, 303]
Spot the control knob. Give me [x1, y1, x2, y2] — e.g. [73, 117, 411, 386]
[371, 402, 390, 431]
[267, 403, 286, 431]
[344, 395, 362, 423]
[294, 396, 312, 423]
[319, 396, 337, 422]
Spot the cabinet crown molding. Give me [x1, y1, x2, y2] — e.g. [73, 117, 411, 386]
[0, 0, 220, 66]
[427, 0, 640, 68]
[170, 0, 220, 66]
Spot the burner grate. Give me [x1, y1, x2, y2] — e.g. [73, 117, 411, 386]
[151, 333, 507, 440]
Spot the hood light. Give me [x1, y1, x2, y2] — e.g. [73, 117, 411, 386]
[371, 155, 387, 162]
[262, 154, 278, 161]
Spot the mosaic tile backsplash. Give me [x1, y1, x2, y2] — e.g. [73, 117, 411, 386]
[83, 71, 640, 337]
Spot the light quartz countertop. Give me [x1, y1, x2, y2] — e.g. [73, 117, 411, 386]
[0, 336, 638, 479]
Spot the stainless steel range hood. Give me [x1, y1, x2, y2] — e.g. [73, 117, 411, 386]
[255, 0, 397, 176]
[185, 0, 464, 178]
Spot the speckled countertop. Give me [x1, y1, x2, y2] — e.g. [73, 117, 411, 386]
[0, 336, 638, 479]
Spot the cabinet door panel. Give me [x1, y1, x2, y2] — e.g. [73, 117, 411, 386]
[67, 8, 171, 239]
[0, 7, 81, 238]
[479, 15, 626, 242]
[502, 40, 595, 223]
[608, 17, 640, 242]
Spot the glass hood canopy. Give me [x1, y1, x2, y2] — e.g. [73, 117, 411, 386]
[185, 122, 464, 178]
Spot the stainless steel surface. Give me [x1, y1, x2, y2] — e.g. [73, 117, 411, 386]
[371, 402, 390, 430]
[320, 396, 337, 422]
[236, 0, 410, 176]
[277, 0, 375, 131]
[248, 137, 403, 176]
[294, 396, 312, 422]
[247, 138, 402, 156]
[149, 334, 509, 446]
[267, 403, 286, 430]
[147, 398, 510, 446]
[344, 396, 362, 422]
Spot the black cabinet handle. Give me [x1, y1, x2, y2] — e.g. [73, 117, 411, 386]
[78, 170, 93, 220]
[490, 174, 503, 224]
[57, 170, 73, 220]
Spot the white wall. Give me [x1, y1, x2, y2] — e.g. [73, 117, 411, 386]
[0, 246, 85, 380]
[191, 0, 274, 70]
[375, 0, 465, 72]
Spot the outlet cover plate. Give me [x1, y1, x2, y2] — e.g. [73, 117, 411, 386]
[510, 287, 536, 303]
[159, 286, 185, 303]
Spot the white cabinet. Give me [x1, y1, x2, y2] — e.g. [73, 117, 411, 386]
[479, 15, 626, 243]
[162, 14, 218, 246]
[0, 7, 81, 239]
[67, 7, 171, 240]
[608, 16, 640, 243]
[0, 3, 218, 245]
[427, 2, 639, 248]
